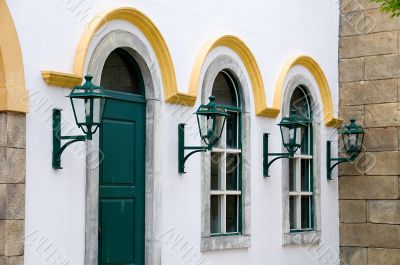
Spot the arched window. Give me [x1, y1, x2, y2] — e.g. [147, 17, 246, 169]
[210, 70, 242, 235]
[288, 85, 314, 231]
[100, 48, 144, 95]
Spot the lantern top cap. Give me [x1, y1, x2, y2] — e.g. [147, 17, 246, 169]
[68, 74, 109, 99]
[278, 110, 309, 128]
[195, 95, 229, 117]
[341, 118, 364, 135]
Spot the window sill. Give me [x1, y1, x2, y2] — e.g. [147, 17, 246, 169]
[283, 231, 320, 246]
[201, 235, 251, 251]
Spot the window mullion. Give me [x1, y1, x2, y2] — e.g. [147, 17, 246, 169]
[222, 194, 227, 234]
[221, 152, 227, 234]
[296, 158, 301, 230]
[297, 195, 302, 230]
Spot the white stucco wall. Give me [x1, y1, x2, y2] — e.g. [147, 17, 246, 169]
[6, 0, 339, 264]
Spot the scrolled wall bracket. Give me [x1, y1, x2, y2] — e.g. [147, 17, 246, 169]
[178, 124, 209, 174]
[52, 109, 87, 169]
[263, 133, 292, 177]
[326, 140, 354, 181]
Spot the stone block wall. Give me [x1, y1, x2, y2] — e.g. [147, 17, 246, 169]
[0, 113, 25, 265]
[340, 1, 400, 264]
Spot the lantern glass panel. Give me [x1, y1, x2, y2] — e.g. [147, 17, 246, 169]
[197, 115, 207, 141]
[207, 116, 215, 140]
[92, 97, 106, 125]
[71, 97, 86, 125]
[280, 126, 290, 147]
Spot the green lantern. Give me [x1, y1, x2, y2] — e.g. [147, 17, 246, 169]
[327, 119, 365, 180]
[195, 96, 229, 147]
[68, 75, 109, 140]
[52, 75, 109, 169]
[340, 119, 365, 159]
[278, 110, 309, 155]
[178, 96, 230, 174]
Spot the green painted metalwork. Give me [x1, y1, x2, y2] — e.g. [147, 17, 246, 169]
[52, 109, 86, 169]
[178, 96, 229, 174]
[195, 96, 229, 147]
[278, 110, 309, 154]
[327, 119, 365, 180]
[52, 75, 109, 169]
[263, 133, 292, 177]
[263, 111, 310, 177]
[99, 93, 146, 265]
[68, 75, 109, 139]
[178, 123, 208, 174]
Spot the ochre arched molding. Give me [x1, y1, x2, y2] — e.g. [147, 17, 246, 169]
[188, 35, 279, 117]
[0, 0, 28, 112]
[42, 7, 188, 104]
[273, 55, 343, 128]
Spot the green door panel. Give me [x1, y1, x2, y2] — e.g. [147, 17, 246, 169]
[100, 199, 135, 264]
[99, 94, 146, 265]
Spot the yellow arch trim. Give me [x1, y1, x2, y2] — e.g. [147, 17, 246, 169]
[188, 35, 279, 117]
[273, 55, 343, 128]
[42, 7, 187, 104]
[0, 0, 28, 113]
[76, 7, 180, 103]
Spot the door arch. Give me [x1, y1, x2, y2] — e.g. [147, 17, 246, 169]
[85, 30, 162, 265]
[98, 47, 146, 265]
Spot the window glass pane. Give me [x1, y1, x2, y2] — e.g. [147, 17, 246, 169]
[101, 48, 143, 95]
[289, 159, 296, 192]
[226, 195, 239, 233]
[226, 113, 238, 149]
[301, 196, 312, 229]
[226, 154, 239, 190]
[211, 153, 221, 190]
[301, 159, 310, 192]
[301, 127, 309, 155]
[210, 195, 222, 234]
[212, 72, 238, 107]
[289, 196, 297, 230]
[290, 86, 311, 119]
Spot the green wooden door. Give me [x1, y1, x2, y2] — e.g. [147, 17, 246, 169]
[99, 91, 146, 265]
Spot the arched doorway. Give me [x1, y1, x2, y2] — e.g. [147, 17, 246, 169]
[98, 48, 146, 265]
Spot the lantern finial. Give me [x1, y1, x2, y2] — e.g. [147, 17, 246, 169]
[84, 75, 93, 82]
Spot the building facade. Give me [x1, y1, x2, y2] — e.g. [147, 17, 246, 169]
[339, 0, 400, 264]
[0, 0, 347, 264]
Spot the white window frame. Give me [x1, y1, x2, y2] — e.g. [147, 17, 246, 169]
[289, 151, 313, 231]
[282, 75, 322, 246]
[210, 110, 242, 235]
[200, 55, 251, 251]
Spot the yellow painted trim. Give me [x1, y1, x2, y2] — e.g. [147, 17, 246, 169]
[188, 35, 277, 116]
[74, 7, 180, 102]
[41, 71, 82, 88]
[0, 0, 28, 113]
[273, 55, 343, 128]
[42, 7, 184, 103]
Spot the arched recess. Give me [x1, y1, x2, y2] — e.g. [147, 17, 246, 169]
[42, 7, 190, 104]
[189, 35, 279, 117]
[0, 0, 28, 112]
[273, 55, 343, 128]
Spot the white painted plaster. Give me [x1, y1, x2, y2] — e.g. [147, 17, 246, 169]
[7, 0, 341, 263]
